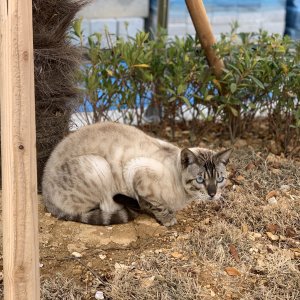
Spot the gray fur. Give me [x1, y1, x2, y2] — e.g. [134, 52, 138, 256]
[42, 122, 232, 226]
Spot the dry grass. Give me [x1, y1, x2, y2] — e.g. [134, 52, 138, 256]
[41, 275, 85, 300]
[100, 149, 300, 300]
[0, 149, 299, 299]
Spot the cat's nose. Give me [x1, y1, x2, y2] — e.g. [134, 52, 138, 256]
[208, 192, 216, 198]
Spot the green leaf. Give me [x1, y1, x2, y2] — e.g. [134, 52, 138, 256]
[179, 96, 191, 107]
[205, 95, 214, 101]
[230, 83, 237, 93]
[177, 84, 186, 95]
[229, 106, 239, 117]
[227, 63, 242, 76]
[72, 18, 83, 38]
[248, 75, 265, 89]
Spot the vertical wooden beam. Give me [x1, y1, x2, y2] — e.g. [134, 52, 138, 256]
[185, 0, 224, 77]
[0, 0, 40, 299]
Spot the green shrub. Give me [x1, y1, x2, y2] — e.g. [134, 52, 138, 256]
[71, 19, 300, 154]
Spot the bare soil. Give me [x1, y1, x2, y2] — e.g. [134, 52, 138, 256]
[0, 125, 299, 299]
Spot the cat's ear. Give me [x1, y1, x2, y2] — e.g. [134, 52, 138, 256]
[214, 148, 232, 165]
[181, 148, 197, 168]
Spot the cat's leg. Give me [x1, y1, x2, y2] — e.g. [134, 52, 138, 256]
[138, 198, 177, 226]
[132, 167, 177, 226]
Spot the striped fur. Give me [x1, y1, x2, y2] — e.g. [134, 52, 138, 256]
[42, 122, 231, 226]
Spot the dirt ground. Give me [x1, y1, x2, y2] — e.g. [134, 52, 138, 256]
[0, 125, 299, 299]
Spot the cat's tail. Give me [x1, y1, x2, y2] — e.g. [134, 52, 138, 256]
[68, 206, 139, 225]
[63, 194, 141, 225]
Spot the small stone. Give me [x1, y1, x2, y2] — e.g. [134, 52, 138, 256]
[253, 233, 262, 239]
[45, 213, 52, 217]
[280, 185, 290, 192]
[141, 276, 156, 288]
[99, 254, 106, 260]
[71, 252, 82, 258]
[95, 291, 104, 300]
[210, 290, 216, 297]
[154, 249, 163, 254]
[67, 243, 87, 253]
[268, 197, 277, 205]
[266, 232, 279, 241]
[114, 263, 129, 270]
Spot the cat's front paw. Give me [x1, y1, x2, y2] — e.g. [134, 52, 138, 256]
[162, 217, 177, 227]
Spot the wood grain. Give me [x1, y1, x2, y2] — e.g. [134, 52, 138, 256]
[0, 0, 40, 299]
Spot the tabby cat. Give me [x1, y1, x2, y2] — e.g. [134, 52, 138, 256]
[42, 122, 231, 226]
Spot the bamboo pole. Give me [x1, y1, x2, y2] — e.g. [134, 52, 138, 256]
[0, 0, 40, 299]
[185, 0, 224, 77]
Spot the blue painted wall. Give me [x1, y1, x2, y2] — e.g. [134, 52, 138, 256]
[150, 0, 287, 38]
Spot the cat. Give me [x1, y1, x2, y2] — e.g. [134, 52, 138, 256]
[42, 122, 232, 226]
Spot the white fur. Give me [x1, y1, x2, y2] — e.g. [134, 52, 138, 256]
[123, 157, 164, 197]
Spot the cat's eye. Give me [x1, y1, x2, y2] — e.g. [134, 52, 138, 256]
[217, 176, 225, 183]
[196, 176, 204, 184]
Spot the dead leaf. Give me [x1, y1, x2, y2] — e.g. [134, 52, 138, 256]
[271, 168, 281, 175]
[245, 162, 256, 171]
[265, 190, 278, 200]
[225, 267, 241, 276]
[241, 223, 249, 234]
[285, 227, 296, 238]
[290, 249, 300, 258]
[253, 181, 260, 190]
[265, 224, 280, 234]
[229, 244, 240, 262]
[236, 175, 245, 182]
[290, 248, 300, 253]
[266, 232, 279, 241]
[184, 226, 193, 233]
[203, 218, 210, 225]
[171, 252, 183, 259]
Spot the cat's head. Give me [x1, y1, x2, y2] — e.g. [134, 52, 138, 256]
[180, 147, 232, 201]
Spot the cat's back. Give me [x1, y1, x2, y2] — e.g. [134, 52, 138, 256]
[47, 122, 168, 165]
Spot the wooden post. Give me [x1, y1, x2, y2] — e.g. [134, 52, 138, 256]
[0, 0, 40, 299]
[158, 0, 169, 31]
[185, 0, 224, 77]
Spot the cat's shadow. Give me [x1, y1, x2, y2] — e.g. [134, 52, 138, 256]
[113, 194, 141, 211]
